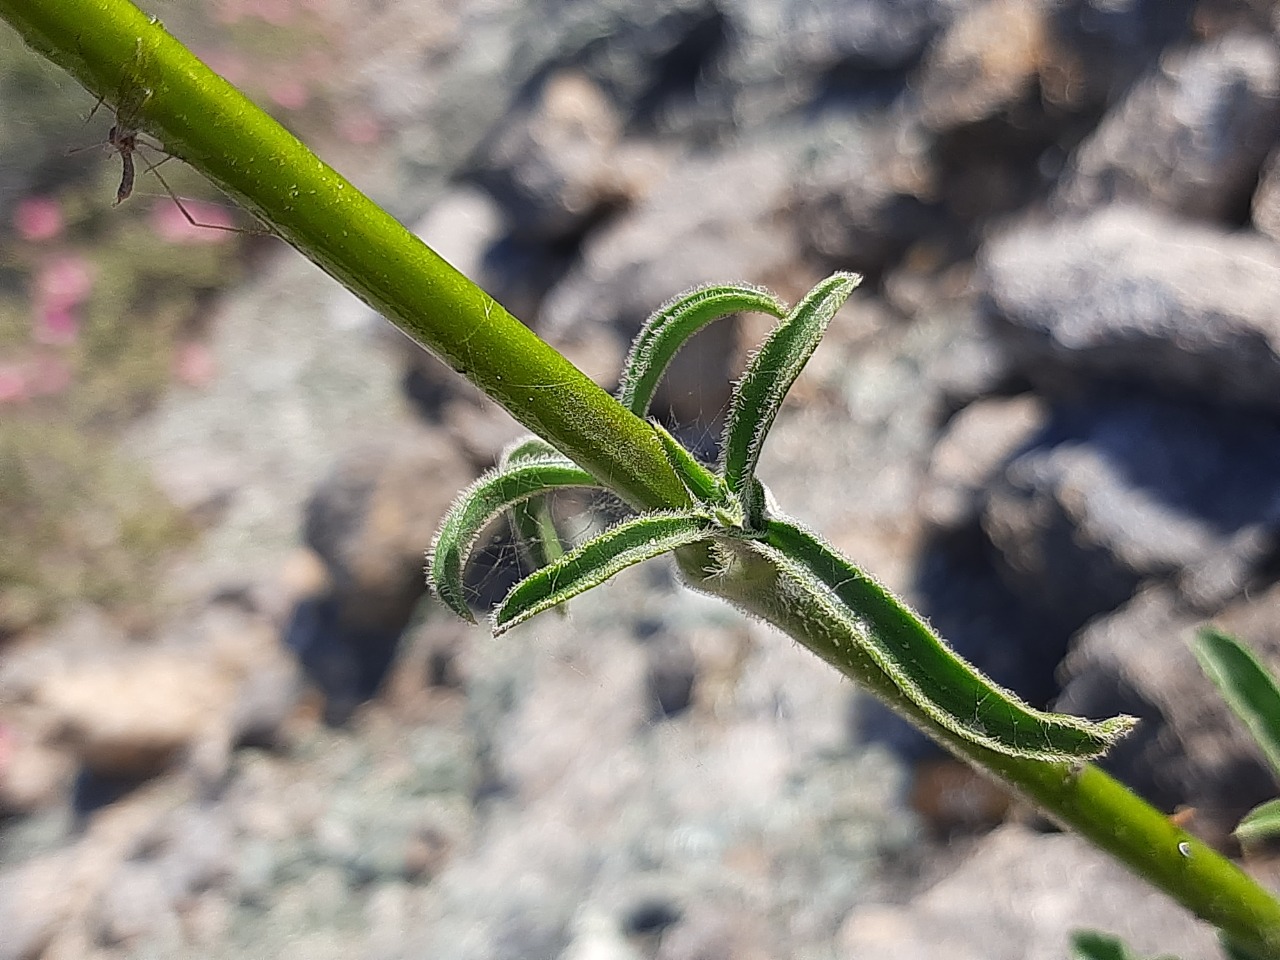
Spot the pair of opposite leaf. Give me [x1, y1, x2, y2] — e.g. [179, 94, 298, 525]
[428, 273, 1134, 763]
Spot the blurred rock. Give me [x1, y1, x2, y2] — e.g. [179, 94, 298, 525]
[0, 852, 73, 960]
[1252, 146, 1280, 242]
[1057, 583, 1280, 839]
[468, 70, 651, 243]
[1048, 0, 1196, 105]
[33, 653, 234, 779]
[792, 119, 942, 272]
[777, 0, 964, 72]
[296, 423, 472, 721]
[18, 602, 298, 783]
[505, 0, 725, 132]
[838, 823, 1219, 959]
[0, 726, 73, 815]
[919, 395, 1047, 532]
[981, 396, 1280, 634]
[705, 0, 960, 128]
[981, 207, 1280, 413]
[915, 0, 1052, 130]
[1055, 33, 1280, 220]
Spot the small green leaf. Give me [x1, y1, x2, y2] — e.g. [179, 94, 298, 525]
[500, 436, 568, 577]
[652, 421, 733, 511]
[1221, 932, 1270, 960]
[617, 283, 786, 418]
[721, 272, 860, 529]
[1194, 627, 1280, 780]
[428, 457, 601, 622]
[1234, 798, 1280, 846]
[1071, 931, 1139, 960]
[501, 435, 562, 466]
[493, 511, 715, 634]
[754, 517, 1136, 761]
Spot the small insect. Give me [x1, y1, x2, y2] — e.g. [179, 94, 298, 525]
[106, 122, 140, 205]
[74, 99, 268, 237]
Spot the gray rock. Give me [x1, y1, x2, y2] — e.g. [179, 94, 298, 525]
[981, 207, 1280, 413]
[467, 70, 639, 243]
[1055, 33, 1280, 221]
[0, 853, 71, 960]
[919, 395, 1048, 532]
[701, 0, 960, 129]
[838, 823, 1219, 959]
[1252, 146, 1280, 243]
[1049, 0, 1197, 106]
[296, 423, 473, 720]
[914, 0, 1055, 130]
[792, 119, 942, 271]
[356, 0, 525, 216]
[504, 0, 724, 131]
[93, 861, 182, 946]
[981, 397, 1280, 633]
[775, 0, 963, 72]
[1057, 583, 1280, 839]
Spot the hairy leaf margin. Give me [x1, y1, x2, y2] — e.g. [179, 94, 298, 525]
[492, 511, 716, 634]
[617, 283, 786, 418]
[754, 516, 1136, 761]
[721, 272, 860, 529]
[428, 456, 602, 621]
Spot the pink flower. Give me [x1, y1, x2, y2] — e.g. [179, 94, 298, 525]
[0, 365, 28, 404]
[26, 354, 72, 397]
[338, 111, 382, 145]
[175, 342, 217, 387]
[34, 255, 94, 313]
[13, 197, 64, 242]
[34, 306, 79, 346]
[267, 77, 310, 111]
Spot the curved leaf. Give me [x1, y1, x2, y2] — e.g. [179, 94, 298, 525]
[500, 435, 569, 575]
[500, 435, 562, 466]
[754, 517, 1135, 761]
[428, 457, 601, 621]
[722, 272, 860, 529]
[1194, 627, 1280, 780]
[617, 283, 786, 417]
[1235, 798, 1280, 846]
[493, 511, 715, 634]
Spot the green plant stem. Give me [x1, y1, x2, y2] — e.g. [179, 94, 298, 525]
[676, 542, 1280, 957]
[4, 2, 1279, 954]
[0, 0, 688, 515]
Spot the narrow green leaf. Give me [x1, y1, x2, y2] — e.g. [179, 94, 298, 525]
[652, 421, 733, 510]
[1235, 798, 1280, 846]
[754, 517, 1136, 761]
[501, 436, 562, 466]
[1222, 932, 1270, 960]
[617, 283, 786, 418]
[1071, 931, 1138, 960]
[428, 457, 601, 622]
[1194, 628, 1280, 780]
[493, 511, 715, 634]
[721, 272, 861, 529]
[500, 435, 568, 577]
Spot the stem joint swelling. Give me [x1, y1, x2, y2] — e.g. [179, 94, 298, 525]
[429, 273, 1133, 764]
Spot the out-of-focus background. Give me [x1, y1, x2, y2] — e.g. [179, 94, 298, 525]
[2, 0, 1279, 957]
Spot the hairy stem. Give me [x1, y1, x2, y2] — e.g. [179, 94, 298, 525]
[675, 543, 1280, 958]
[4, 1, 1279, 954]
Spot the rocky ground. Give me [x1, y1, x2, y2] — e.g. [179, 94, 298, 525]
[3, 0, 1280, 958]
